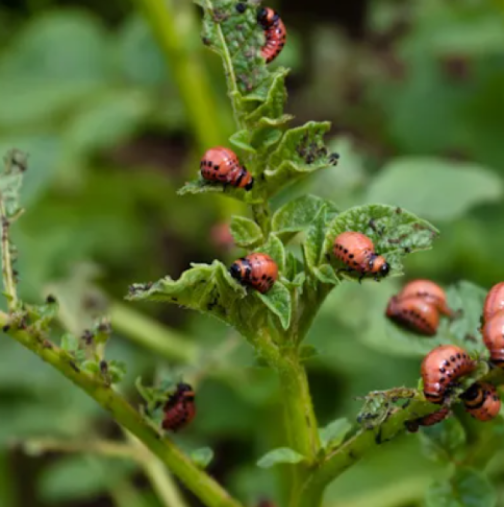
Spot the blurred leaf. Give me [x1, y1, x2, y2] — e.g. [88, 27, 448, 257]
[108, 360, 127, 384]
[257, 447, 306, 469]
[419, 417, 466, 464]
[272, 195, 338, 240]
[191, 447, 214, 469]
[65, 90, 151, 155]
[230, 216, 263, 247]
[319, 418, 352, 450]
[265, 121, 334, 196]
[0, 11, 109, 127]
[116, 14, 169, 86]
[299, 344, 319, 362]
[366, 158, 503, 222]
[361, 280, 487, 358]
[426, 467, 496, 507]
[255, 282, 291, 330]
[60, 333, 79, 353]
[321, 204, 438, 279]
[38, 455, 136, 502]
[177, 178, 258, 201]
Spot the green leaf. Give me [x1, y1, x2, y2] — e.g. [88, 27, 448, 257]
[60, 333, 79, 353]
[81, 360, 101, 374]
[229, 130, 256, 154]
[26, 297, 59, 330]
[257, 447, 306, 469]
[426, 468, 496, 507]
[177, 178, 259, 202]
[245, 68, 289, 125]
[255, 281, 291, 330]
[321, 204, 438, 280]
[258, 234, 286, 272]
[304, 204, 339, 270]
[319, 418, 352, 449]
[272, 195, 338, 240]
[419, 417, 466, 464]
[108, 360, 127, 384]
[191, 447, 214, 469]
[199, 0, 272, 96]
[361, 280, 487, 359]
[1, 150, 26, 218]
[264, 121, 334, 196]
[365, 158, 503, 222]
[230, 216, 263, 247]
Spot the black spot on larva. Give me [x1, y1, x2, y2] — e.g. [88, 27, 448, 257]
[450, 356, 455, 361]
[440, 368, 446, 373]
[343, 248, 348, 254]
[349, 254, 354, 259]
[457, 353, 461, 359]
[439, 377, 446, 383]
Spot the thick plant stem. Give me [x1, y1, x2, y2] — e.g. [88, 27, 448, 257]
[135, 0, 226, 151]
[2, 316, 244, 507]
[109, 302, 198, 364]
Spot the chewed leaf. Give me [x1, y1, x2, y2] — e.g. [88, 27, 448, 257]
[257, 447, 306, 469]
[178, 178, 261, 203]
[264, 122, 333, 196]
[127, 260, 246, 321]
[272, 195, 338, 240]
[321, 204, 438, 280]
[127, 260, 291, 340]
[199, 0, 272, 95]
[255, 281, 291, 330]
[230, 215, 263, 247]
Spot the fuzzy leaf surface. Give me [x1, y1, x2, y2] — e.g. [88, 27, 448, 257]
[257, 447, 306, 469]
[255, 281, 291, 330]
[264, 121, 334, 196]
[321, 204, 438, 280]
[230, 215, 263, 247]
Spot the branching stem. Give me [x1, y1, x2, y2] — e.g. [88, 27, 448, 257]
[1, 315, 244, 507]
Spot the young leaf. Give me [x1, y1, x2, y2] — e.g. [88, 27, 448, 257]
[419, 417, 466, 464]
[230, 215, 263, 247]
[255, 281, 291, 330]
[61, 333, 79, 353]
[81, 360, 101, 375]
[257, 447, 306, 469]
[191, 447, 214, 469]
[321, 204, 438, 279]
[304, 204, 339, 271]
[426, 467, 496, 507]
[199, 0, 272, 96]
[108, 360, 127, 384]
[319, 418, 352, 450]
[264, 121, 334, 196]
[229, 130, 256, 154]
[272, 195, 338, 240]
[258, 233, 286, 272]
[1, 149, 26, 218]
[245, 67, 289, 125]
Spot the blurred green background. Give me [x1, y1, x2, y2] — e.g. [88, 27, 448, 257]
[1, 0, 504, 506]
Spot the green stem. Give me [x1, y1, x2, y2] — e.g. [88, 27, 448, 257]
[2, 315, 243, 507]
[295, 399, 438, 507]
[0, 199, 17, 311]
[252, 202, 272, 237]
[135, 0, 227, 150]
[109, 302, 198, 364]
[127, 433, 190, 507]
[201, 0, 243, 129]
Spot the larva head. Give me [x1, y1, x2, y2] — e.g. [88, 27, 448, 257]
[370, 254, 390, 277]
[176, 382, 195, 401]
[257, 7, 276, 27]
